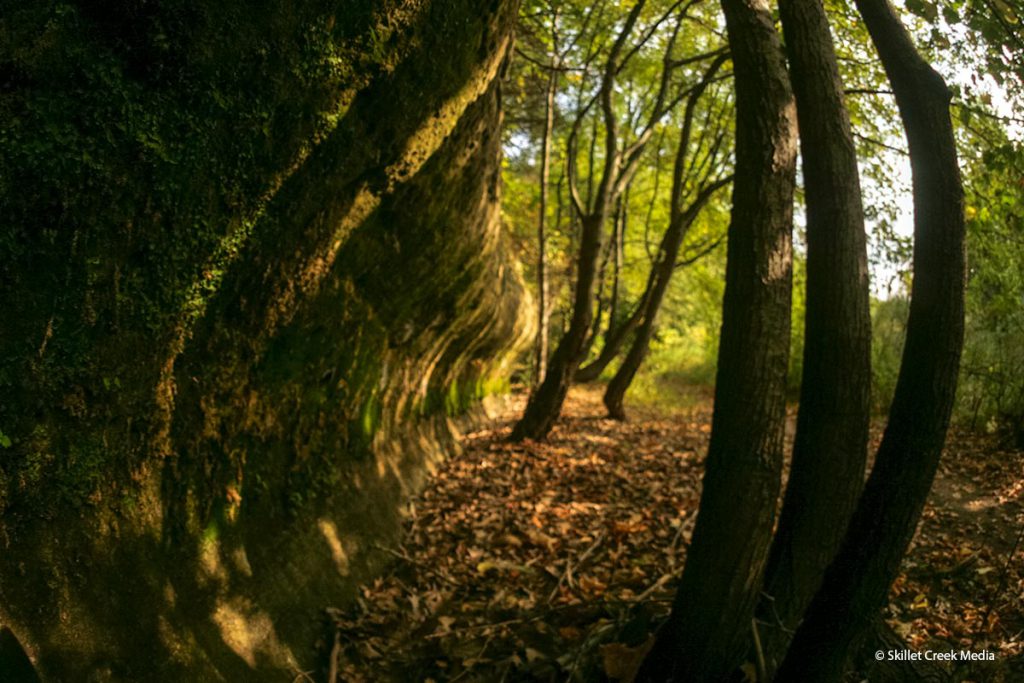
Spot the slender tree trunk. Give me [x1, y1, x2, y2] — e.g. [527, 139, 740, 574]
[576, 113, 612, 364]
[752, 0, 872, 673]
[550, 170, 566, 342]
[586, 114, 599, 205]
[535, 59, 558, 387]
[776, 0, 965, 678]
[636, 0, 798, 677]
[561, 210, 579, 336]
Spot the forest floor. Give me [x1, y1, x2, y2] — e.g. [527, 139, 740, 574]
[326, 385, 1024, 682]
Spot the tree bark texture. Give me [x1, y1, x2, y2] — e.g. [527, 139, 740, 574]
[636, 0, 798, 677]
[776, 0, 966, 678]
[753, 0, 872, 672]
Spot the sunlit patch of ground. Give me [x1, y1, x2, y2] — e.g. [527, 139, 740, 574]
[327, 385, 1024, 682]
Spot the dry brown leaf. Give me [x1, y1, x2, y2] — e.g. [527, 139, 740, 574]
[600, 636, 655, 682]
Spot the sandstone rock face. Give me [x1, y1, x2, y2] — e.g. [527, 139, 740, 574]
[0, 0, 528, 678]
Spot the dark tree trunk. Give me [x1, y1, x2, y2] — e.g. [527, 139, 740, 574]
[775, 0, 966, 678]
[752, 0, 872, 672]
[635, 0, 798, 677]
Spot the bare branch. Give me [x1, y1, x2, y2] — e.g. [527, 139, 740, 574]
[852, 131, 909, 156]
[616, 0, 696, 74]
[844, 87, 894, 96]
[952, 101, 1024, 125]
[514, 47, 589, 73]
[668, 45, 730, 69]
[675, 233, 725, 269]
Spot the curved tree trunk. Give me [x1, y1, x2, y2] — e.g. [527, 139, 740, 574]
[775, 0, 965, 678]
[752, 0, 872, 673]
[635, 0, 798, 677]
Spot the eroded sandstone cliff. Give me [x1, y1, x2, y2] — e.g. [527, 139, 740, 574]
[0, 0, 528, 677]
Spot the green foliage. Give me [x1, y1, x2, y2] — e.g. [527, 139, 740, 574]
[956, 130, 1024, 437]
[870, 297, 911, 414]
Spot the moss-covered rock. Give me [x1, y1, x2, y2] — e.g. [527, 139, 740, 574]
[0, 0, 529, 678]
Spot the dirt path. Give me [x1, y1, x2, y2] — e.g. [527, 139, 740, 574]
[328, 386, 1023, 681]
